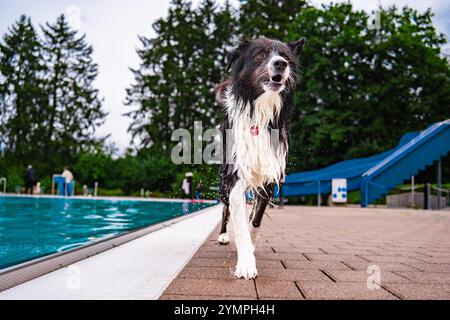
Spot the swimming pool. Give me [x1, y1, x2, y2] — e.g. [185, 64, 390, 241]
[0, 196, 214, 271]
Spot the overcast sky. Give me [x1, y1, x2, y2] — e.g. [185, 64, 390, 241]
[1, 0, 449, 153]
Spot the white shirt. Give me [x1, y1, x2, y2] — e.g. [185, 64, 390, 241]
[182, 178, 190, 195]
[62, 170, 74, 183]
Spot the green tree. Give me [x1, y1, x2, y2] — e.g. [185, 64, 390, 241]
[125, 0, 236, 151]
[74, 149, 115, 188]
[114, 150, 178, 195]
[0, 15, 49, 169]
[238, 0, 307, 40]
[287, 4, 450, 171]
[42, 14, 107, 167]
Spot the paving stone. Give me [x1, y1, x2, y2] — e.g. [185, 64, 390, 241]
[164, 278, 257, 298]
[299, 282, 399, 300]
[271, 246, 300, 253]
[178, 266, 236, 280]
[187, 258, 236, 268]
[393, 272, 450, 284]
[283, 260, 353, 270]
[194, 251, 237, 259]
[324, 270, 413, 284]
[318, 249, 376, 255]
[357, 255, 424, 264]
[342, 261, 421, 272]
[256, 268, 332, 282]
[304, 253, 369, 262]
[413, 257, 450, 264]
[288, 247, 328, 254]
[255, 280, 304, 299]
[405, 263, 450, 272]
[382, 283, 450, 300]
[255, 252, 309, 261]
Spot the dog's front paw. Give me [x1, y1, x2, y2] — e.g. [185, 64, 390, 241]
[218, 233, 230, 245]
[234, 254, 257, 280]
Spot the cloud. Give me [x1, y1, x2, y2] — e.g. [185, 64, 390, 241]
[65, 4, 82, 30]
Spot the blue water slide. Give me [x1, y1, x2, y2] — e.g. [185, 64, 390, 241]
[360, 119, 450, 207]
[283, 119, 450, 207]
[283, 131, 419, 197]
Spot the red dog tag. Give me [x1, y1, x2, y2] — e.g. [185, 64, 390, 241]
[250, 125, 259, 136]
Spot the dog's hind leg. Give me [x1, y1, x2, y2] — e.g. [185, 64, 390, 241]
[230, 179, 257, 279]
[218, 205, 230, 245]
[249, 183, 275, 248]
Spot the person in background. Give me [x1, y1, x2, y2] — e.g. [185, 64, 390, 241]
[62, 167, 74, 183]
[195, 181, 203, 200]
[24, 165, 36, 194]
[182, 178, 190, 198]
[61, 167, 74, 195]
[182, 172, 193, 199]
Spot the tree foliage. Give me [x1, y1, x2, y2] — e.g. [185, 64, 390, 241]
[288, 3, 450, 171]
[125, 0, 236, 150]
[0, 16, 49, 166]
[0, 14, 106, 181]
[42, 15, 107, 167]
[238, 0, 307, 40]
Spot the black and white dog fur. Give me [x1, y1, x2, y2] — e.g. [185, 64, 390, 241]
[215, 38, 305, 279]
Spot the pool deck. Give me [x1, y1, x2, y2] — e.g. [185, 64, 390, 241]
[0, 205, 222, 299]
[160, 205, 450, 300]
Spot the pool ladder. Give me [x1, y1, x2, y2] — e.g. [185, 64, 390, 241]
[0, 177, 6, 194]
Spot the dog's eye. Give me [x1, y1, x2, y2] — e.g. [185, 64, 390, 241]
[254, 52, 265, 62]
[280, 54, 290, 62]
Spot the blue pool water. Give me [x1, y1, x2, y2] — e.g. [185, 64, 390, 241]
[0, 196, 214, 270]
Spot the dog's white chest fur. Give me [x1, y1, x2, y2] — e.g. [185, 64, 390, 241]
[225, 89, 286, 190]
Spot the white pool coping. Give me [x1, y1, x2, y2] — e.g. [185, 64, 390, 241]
[0, 204, 222, 300]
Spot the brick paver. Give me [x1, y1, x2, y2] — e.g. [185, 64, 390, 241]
[160, 206, 450, 300]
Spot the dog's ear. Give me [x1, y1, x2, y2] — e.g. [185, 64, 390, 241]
[227, 40, 250, 72]
[288, 38, 306, 57]
[214, 80, 230, 104]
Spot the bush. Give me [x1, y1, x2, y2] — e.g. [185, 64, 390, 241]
[6, 166, 24, 193]
[97, 188, 125, 197]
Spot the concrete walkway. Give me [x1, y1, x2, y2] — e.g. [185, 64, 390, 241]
[160, 206, 450, 300]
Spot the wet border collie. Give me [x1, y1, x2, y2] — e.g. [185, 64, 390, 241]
[215, 38, 306, 279]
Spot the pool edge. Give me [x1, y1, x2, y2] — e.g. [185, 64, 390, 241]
[0, 204, 221, 292]
[0, 193, 217, 204]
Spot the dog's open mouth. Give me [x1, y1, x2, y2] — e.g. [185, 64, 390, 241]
[264, 79, 284, 91]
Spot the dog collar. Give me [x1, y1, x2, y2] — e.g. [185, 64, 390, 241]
[250, 126, 259, 136]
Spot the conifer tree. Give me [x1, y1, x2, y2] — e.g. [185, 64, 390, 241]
[0, 15, 49, 166]
[42, 14, 107, 165]
[126, 0, 236, 150]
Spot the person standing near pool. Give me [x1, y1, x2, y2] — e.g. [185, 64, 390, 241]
[61, 167, 74, 195]
[195, 181, 203, 200]
[24, 165, 37, 194]
[182, 172, 193, 199]
[62, 167, 74, 183]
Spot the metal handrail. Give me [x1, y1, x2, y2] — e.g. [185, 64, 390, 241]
[0, 177, 6, 194]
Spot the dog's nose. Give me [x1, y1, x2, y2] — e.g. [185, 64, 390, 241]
[273, 58, 288, 72]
